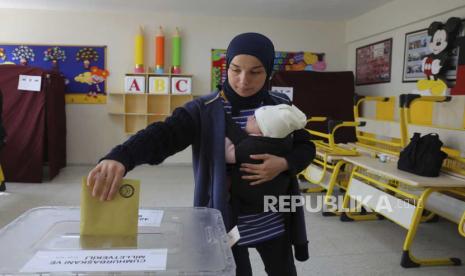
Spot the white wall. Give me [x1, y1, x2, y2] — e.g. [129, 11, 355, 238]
[0, 8, 347, 165]
[346, 0, 465, 97]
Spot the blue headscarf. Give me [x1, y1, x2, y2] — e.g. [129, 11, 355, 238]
[222, 32, 275, 114]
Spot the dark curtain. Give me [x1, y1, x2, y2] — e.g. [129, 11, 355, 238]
[0, 65, 66, 182]
[271, 71, 356, 143]
[44, 71, 66, 179]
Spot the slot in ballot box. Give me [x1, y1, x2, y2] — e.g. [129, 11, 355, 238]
[0, 207, 235, 275]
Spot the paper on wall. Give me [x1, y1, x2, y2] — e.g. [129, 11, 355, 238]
[18, 75, 41, 92]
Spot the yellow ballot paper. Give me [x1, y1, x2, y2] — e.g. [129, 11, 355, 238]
[80, 177, 140, 237]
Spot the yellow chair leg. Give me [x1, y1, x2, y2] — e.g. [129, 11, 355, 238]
[298, 173, 326, 193]
[401, 250, 461, 268]
[459, 212, 465, 237]
[323, 161, 345, 204]
[304, 186, 326, 193]
[322, 161, 346, 216]
[0, 165, 5, 192]
[338, 167, 382, 221]
[420, 211, 439, 223]
[0, 164, 4, 182]
[401, 189, 462, 268]
[340, 211, 380, 222]
[339, 189, 380, 221]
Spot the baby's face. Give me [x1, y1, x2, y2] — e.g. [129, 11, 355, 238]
[245, 115, 262, 136]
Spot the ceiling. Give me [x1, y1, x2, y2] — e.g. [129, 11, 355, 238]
[0, 0, 393, 21]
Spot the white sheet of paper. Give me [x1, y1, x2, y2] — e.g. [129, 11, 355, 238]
[138, 209, 164, 227]
[227, 225, 241, 247]
[18, 75, 42, 92]
[20, 249, 168, 273]
[271, 86, 293, 101]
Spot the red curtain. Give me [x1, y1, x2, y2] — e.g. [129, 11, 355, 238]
[0, 65, 66, 182]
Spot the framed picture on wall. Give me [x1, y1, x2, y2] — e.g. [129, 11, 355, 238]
[402, 29, 430, 82]
[402, 20, 465, 82]
[355, 38, 392, 85]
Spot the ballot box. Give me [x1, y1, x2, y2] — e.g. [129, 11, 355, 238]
[0, 207, 235, 275]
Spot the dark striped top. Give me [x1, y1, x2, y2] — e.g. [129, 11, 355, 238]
[222, 98, 285, 246]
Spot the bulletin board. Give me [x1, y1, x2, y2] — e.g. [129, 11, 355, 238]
[211, 49, 326, 91]
[355, 38, 392, 85]
[0, 44, 107, 104]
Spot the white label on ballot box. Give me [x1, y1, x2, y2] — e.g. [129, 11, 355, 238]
[18, 75, 42, 92]
[20, 249, 168, 272]
[139, 209, 164, 227]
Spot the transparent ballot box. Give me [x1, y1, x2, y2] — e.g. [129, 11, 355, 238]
[0, 207, 235, 275]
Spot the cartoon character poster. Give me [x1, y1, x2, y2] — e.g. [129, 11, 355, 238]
[0, 44, 107, 104]
[211, 49, 326, 91]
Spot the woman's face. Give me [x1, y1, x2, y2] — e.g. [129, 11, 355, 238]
[227, 54, 267, 97]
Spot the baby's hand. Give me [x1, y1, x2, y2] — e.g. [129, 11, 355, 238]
[225, 137, 236, 164]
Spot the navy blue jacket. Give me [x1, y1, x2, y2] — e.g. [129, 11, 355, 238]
[103, 91, 315, 261]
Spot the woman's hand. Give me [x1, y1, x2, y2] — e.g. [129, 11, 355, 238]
[87, 160, 125, 201]
[240, 154, 289, 185]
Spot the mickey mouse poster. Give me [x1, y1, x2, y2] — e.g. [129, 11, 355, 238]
[416, 17, 462, 95]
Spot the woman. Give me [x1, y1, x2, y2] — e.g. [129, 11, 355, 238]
[87, 32, 315, 275]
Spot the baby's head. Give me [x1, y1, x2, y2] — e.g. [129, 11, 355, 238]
[245, 115, 263, 136]
[245, 104, 307, 138]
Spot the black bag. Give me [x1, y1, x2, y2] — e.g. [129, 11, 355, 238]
[397, 133, 447, 177]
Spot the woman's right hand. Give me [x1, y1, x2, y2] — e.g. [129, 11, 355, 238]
[87, 160, 125, 201]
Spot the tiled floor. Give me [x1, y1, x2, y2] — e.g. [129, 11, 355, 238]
[1, 165, 465, 275]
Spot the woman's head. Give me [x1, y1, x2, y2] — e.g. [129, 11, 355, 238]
[228, 55, 267, 97]
[225, 33, 275, 97]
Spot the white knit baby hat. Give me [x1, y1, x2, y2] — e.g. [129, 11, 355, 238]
[254, 104, 307, 138]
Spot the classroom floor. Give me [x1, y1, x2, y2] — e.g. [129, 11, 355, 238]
[1, 165, 465, 276]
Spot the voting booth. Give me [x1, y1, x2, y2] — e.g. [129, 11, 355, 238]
[0, 207, 235, 275]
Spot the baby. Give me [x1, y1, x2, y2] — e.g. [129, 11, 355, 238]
[225, 104, 307, 214]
